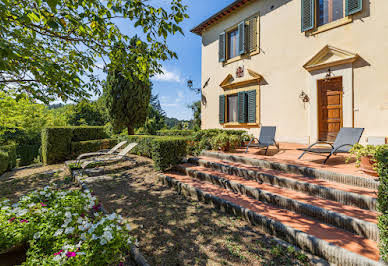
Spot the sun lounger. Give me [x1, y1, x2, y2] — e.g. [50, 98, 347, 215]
[245, 126, 279, 155]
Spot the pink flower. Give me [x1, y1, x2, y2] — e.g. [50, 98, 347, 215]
[80, 213, 85, 218]
[20, 219, 29, 223]
[40, 202, 47, 207]
[92, 203, 101, 211]
[66, 251, 76, 257]
[8, 217, 16, 222]
[54, 249, 64, 256]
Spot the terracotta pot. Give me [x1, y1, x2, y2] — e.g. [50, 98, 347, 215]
[360, 156, 379, 177]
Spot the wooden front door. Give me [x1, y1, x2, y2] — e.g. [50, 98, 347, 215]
[317, 77, 343, 142]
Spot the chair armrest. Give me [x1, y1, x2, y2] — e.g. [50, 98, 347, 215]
[306, 141, 334, 150]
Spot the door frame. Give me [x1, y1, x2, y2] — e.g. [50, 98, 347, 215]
[307, 63, 354, 144]
[316, 76, 344, 142]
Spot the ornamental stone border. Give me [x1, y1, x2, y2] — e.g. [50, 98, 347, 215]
[189, 157, 377, 211]
[201, 151, 379, 190]
[158, 173, 382, 266]
[177, 164, 378, 241]
[67, 165, 150, 266]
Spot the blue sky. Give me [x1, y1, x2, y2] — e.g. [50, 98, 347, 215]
[124, 0, 235, 120]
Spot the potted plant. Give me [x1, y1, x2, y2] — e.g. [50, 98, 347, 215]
[348, 144, 378, 177]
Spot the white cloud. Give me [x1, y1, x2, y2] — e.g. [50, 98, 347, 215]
[152, 68, 184, 83]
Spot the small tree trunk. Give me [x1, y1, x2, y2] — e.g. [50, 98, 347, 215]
[127, 125, 135, 135]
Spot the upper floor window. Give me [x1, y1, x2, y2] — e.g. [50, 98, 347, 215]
[227, 29, 239, 60]
[301, 0, 363, 32]
[219, 16, 259, 63]
[317, 0, 344, 26]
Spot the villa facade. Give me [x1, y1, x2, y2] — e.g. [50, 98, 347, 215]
[191, 0, 388, 144]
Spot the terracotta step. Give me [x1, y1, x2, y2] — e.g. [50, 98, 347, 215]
[159, 172, 380, 265]
[189, 157, 377, 211]
[201, 150, 379, 190]
[177, 163, 378, 241]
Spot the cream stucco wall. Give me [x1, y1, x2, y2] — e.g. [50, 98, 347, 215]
[200, 0, 388, 144]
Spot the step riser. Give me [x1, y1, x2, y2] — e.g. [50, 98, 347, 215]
[201, 151, 379, 190]
[159, 174, 379, 266]
[190, 158, 377, 211]
[177, 165, 378, 241]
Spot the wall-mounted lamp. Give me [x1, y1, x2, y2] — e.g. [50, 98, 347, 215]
[299, 91, 310, 103]
[324, 68, 335, 81]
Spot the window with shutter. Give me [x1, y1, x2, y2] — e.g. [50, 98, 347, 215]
[219, 32, 226, 62]
[219, 95, 225, 123]
[247, 17, 257, 52]
[238, 21, 245, 55]
[346, 0, 362, 16]
[301, 0, 315, 32]
[247, 90, 256, 123]
[238, 92, 247, 123]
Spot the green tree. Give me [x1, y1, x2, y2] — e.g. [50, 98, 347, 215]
[67, 99, 108, 126]
[137, 93, 166, 135]
[188, 100, 201, 131]
[0, 0, 188, 103]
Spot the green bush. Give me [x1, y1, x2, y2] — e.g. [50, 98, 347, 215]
[71, 139, 118, 157]
[156, 129, 194, 136]
[151, 137, 188, 171]
[0, 151, 8, 175]
[16, 144, 41, 167]
[210, 132, 242, 152]
[120, 135, 188, 171]
[376, 144, 388, 262]
[41, 126, 107, 165]
[0, 145, 17, 170]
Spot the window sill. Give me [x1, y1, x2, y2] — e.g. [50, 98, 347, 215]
[222, 122, 259, 128]
[310, 17, 352, 35]
[223, 50, 260, 66]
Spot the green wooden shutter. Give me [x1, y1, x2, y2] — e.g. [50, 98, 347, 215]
[219, 95, 225, 123]
[247, 17, 257, 52]
[238, 92, 247, 123]
[238, 21, 246, 55]
[247, 90, 256, 123]
[346, 0, 363, 16]
[219, 32, 226, 62]
[301, 0, 315, 32]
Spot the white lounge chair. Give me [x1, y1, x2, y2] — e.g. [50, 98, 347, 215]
[76, 141, 127, 161]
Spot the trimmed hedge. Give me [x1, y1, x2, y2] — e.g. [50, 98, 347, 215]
[122, 135, 188, 171]
[41, 127, 108, 165]
[0, 145, 17, 170]
[156, 129, 194, 137]
[71, 139, 118, 158]
[376, 145, 388, 262]
[16, 144, 41, 167]
[0, 151, 8, 175]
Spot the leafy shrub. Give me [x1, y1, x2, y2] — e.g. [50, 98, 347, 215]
[156, 129, 194, 137]
[71, 139, 118, 157]
[210, 132, 242, 152]
[376, 145, 388, 262]
[41, 127, 108, 165]
[348, 144, 378, 166]
[16, 144, 41, 167]
[120, 135, 188, 171]
[151, 137, 187, 171]
[0, 187, 134, 264]
[0, 145, 17, 170]
[0, 151, 8, 175]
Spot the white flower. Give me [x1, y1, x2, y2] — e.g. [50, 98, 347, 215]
[91, 234, 98, 240]
[44, 186, 50, 191]
[17, 209, 28, 216]
[116, 225, 122, 231]
[76, 241, 83, 248]
[65, 212, 72, 218]
[28, 203, 35, 208]
[39, 191, 45, 195]
[53, 255, 61, 261]
[77, 252, 85, 256]
[94, 212, 99, 217]
[33, 232, 41, 239]
[100, 238, 107, 246]
[64, 227, 75, 234]
[63, 244, 75, 250]
[107, 213, 116, 221]
[103, 231, 113, 242]
[54, 229, 63, 237]
[127, 238, 132, 245]
[77, 217, 83, 224]
[126, 224, 131, 231]
[12, 203, 19, 207]
[80, 233, 86, 240]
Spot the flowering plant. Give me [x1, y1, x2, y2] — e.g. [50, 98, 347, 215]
[0, 186, 134, 264]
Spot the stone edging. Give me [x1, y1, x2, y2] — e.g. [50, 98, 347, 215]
[201, 151, 379, 190]
[159, 173, 381, 266]
[190, 157, 377, 211]
[177, 164, 378, 241]
[69, 168, 150, 266]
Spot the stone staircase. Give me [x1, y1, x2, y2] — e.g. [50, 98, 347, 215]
[159, 151, 382, 266]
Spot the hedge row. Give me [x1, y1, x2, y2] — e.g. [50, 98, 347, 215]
[0, 145, 17, 171]
[0, 151, 8, 175]
[41, 127, 108, 165]
[16, 144, 41, 167]
[156, 129, 194, 137]
[71, 139, 118, 158]
[376, 145, 388, 262]
[121, 135, 188, 171]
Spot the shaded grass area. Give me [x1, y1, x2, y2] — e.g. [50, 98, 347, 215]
[84, 156, 312, 266]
